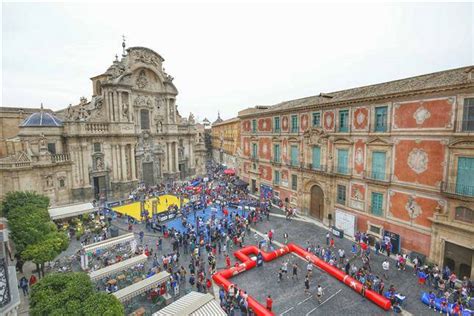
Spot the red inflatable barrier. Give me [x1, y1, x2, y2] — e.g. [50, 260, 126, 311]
[212, 243, 391, 316]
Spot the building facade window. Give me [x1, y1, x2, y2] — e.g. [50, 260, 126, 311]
[274, 144, 281, 163]
[291, 174, 298, 190]
[290, 145, 299, 167]
[59, 179, 65, 187]
[140, 109, 150, 130]
[312, 146, 321, 169]
[375, 106, 388, 132]
[93, 143, 102, 153]
[274, 170, 280, 185]
[312, 112, 321, 127]
[337, 184, 346, 205]
[252, 143, 258, 159]
[462, 98, 474, 131]
[252, 119, 257, 133]
[371, 151, 386, 180]
[47, 143, 56, 154]
[455, 206, 474, 224]
[337, 149, 349, 174]
[371, 192, 384, 216]
[339, 110, 349, 132]
[291, 115, 299, 133]
[456, 157, 474, 196]
[274, 117, 281, 132]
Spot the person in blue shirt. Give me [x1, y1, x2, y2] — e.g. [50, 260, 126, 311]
[428, 291, 436, 310]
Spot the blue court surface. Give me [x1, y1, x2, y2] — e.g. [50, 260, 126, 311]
[164, 205, 248, 234]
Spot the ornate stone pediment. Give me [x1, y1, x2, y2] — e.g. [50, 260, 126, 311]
[333, 137, 353, 145]
[133, 94, 154, 109]
[366, 137, 392, 147]
[448, 138, 474, 149]
[304, 127, 327, 145]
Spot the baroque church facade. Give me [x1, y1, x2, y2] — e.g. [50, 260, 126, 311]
[0, 45, 207, 205]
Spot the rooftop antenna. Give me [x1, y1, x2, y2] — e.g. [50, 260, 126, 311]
[122, 34, 127, 57]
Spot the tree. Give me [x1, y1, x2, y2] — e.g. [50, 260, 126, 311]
[1, 191, 49, 217]
[22, 232, 69, 277]
[30, 272, 123, 316]
[82, 292, 124, 316]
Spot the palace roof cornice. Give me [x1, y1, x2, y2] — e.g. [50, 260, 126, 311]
[238, 81, 474, 119]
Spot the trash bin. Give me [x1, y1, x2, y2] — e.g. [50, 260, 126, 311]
[110, 226, 119, 237]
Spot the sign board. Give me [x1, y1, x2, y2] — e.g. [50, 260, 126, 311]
[334, 209, 356, 238]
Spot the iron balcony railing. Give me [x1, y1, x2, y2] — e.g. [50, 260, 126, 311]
[441, 181, 474, 198]
[332, 165, 352, 176]
[460, 119, 474, 132]
[363, 170, 391, 183]
[304, 163, 328, 173]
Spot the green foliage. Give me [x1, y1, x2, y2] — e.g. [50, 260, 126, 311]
[1, 191, 49, 217]
[30, 273, 123, 316]
[82, 292, 124, 316]
[7, 203, 54, 254]
[22, 232, 69, 264]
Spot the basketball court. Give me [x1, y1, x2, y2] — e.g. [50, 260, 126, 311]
[112, 195, 188, 220]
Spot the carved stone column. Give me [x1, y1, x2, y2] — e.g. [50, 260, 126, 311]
[81, 143, 88, 185]
[131, 146, 136, 180]
[174, 142, 179, 172]
[117, 91, 122, 122]
[120, 144, 127, 181]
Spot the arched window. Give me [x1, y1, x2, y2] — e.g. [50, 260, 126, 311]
[455, 206, 474, 224]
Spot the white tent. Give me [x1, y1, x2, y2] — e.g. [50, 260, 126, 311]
[113, 271, 170, 302]
[89, 254, 148, 281]
[153, 291, 226, 316]
[83, 233, 135, 253]
[48, 202, 95, 220]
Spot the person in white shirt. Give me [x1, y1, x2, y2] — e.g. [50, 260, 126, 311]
[316, 285, 324, 303]
[307, 262, 313, 277]
[382, 260, 390, 279]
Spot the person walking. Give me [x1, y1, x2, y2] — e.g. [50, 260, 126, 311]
[19, 276, 29, 296]
[307, 261, 313, 278]
[304, 275, 310, 295]
[382, 259, 390, 279]
[316, 285, 324, 303]
[326, 232, 330, 246]
[292, 262, 299, 280]
[284, 232, 289, 244]
[266, 295, 273, 311]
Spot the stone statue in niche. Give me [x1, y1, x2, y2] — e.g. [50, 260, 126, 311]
[45, 175, 53, 187]
[122, 101, 129, 119]
[96, 157, 104, 170]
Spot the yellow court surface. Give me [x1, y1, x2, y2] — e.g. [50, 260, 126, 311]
[112, 194, 188, 221]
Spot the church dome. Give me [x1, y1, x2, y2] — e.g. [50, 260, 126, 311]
[21, 110, 63, 127]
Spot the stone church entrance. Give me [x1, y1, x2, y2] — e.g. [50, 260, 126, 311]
[93, 176, 106, 200]
[310, 185, 324, 221]
[142, 162, 154, 186]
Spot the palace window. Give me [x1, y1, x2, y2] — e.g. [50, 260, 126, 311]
[274, 117, 281, 132]
[291, 174, 298, 191]
[339, 110, 349, 132]
[291, 115, 299, 133]
[252, 119, 257, 133]
[337, 149, 349, 174]
[59, 179, 65, 188]
[371, 151, 387, 180]
[371, 192, 384, 216]
[273, 144, 281, 163]
[337, 184, 346, 205]
[456, 157, 474, 196]
[312, 146, 321, 170]
[312, 112, 321, 127]
[375, 106, 388, 132]
[47, 143, 56, 154]
[455, 206, 474, 224]
[274, 170, 280, 185]
[252, 143, 258, 159]
[290, 145, 299, 167]
[140, 109, 150, 130]
[462, 98, 474, 131]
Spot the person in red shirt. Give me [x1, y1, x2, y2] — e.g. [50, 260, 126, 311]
[266, 295, 273, 311]
[206, 279, 212, 293]
[225, 255, 231, 268]
[29, 275, 37, 287]
[330, 238, 335, 248]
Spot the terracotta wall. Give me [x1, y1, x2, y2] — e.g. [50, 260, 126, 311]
[353, 139, 365, 175]
[323, 111, 335, 131]
[389, 190, 440, 228]
[353, 107, 369, 131]
[258, 137, 272, 160]
[258, 117, 272, 132]
[393, 97, 454, 130]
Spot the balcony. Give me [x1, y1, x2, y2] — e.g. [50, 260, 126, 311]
[441, 182, 474, 200]
[270, 158, 281, 166]
[302, 163, 328, 174]
[51, 153, 71, 163]
[332, 165, 352, 176]
[363, 170, 391, 185]
[250, 155, 259, 162]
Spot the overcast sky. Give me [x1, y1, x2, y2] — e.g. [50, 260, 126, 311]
[2, 2, 473, 122]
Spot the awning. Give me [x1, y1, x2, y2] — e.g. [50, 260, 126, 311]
[48, 202, 95, 220]
[153, 291, 226, 316]
[89, 254, 148, 282]
[113, 271, 170, 302]
[83, 233, 135, 253]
